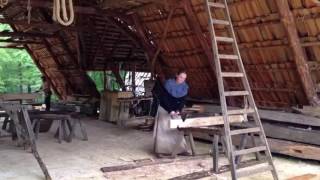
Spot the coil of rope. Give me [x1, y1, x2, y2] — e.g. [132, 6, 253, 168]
[52, 0, 74, 26]
[0, 0, 8, 8]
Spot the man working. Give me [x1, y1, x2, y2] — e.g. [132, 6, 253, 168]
[153, 70, 190, 158]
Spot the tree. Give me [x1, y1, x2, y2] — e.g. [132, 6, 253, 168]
[0, 24, 42, 93]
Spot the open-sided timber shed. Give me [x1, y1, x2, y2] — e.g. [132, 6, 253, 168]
[1, 0, 320, 109]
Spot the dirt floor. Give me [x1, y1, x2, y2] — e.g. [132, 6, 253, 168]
[0, 118, 320, 180]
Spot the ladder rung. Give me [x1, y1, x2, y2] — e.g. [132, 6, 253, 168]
[234, 146, 267, 156]
[230, 127, 261, 135]
[216, 36, 234, 43]
[208, 2, 225, 8]
[212, 19, 230, 25]
[237, 165, 273, 178]
[221, 72, 244, 77]
[224, 91, 249, 96]
[218, 54, 239, 60]
[227, 108, 255, 115]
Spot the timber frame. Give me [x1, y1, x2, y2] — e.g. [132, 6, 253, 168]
[0, 0, 320, 108]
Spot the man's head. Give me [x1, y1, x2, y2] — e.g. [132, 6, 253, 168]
[175, 70, 187, 84]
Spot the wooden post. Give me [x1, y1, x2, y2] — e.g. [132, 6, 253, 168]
[275, 0, 320, 105]
[132, 64, 136, 96]
[103, 70, 107, 91]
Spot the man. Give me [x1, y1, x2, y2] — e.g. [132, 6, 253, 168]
[40, 76, 52, 111]
[153, 70, 190, 157]
[164, 70, 188, 115]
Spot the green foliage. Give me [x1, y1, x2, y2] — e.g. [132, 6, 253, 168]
[87, 71, 127, 92]
[0, 24, 42, 93]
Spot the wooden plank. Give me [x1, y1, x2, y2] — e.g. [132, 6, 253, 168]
[258, 109, 320, 127]
[168, 170, 212, 180]
[262, 122, 320, 146]
[101, 155, 210, 173]
[169, 115, 244, 129]
[0, 31, 54, 38]
[268, 138, 320, 161]
[190, 130, 320, 161]
[193, 104, 320, 127]
[0, 93, 40, 101]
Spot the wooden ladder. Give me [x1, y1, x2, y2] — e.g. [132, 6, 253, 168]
[205, 0, 278, 179]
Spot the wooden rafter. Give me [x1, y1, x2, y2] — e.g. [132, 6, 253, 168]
[42, 39, 75, 97]
[275, 0, 320, 105]
[131, 13, 167, 76]
[150, 7, 175, 76]
[57, 32, 79, 66]
[0, 39, 42, 44]
[112, 69, 126, 91]
[24, 45, 61, 98]
[0, 31, 54, 38]
[0, 21, 86, 33]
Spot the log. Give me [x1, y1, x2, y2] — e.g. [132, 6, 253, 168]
[169, 115, 244, 129]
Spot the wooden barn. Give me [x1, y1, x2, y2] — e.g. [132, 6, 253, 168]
[1, 0, 320, 179]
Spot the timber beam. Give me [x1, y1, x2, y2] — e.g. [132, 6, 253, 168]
[275, 0, 320, 105]
[169, 115, 244, 129]
[0, 31, 54, 38]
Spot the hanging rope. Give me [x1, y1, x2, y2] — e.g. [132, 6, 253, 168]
[0, 0, 8, 8]
[52, 0, 74, 26]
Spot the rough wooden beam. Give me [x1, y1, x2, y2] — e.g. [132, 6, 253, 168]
[169, 115, 244, 129]
[0, 39, 42, 44]
[150, 8, 175, 76]
[43, 39, 75, 98]
[23, 45, 61, 98]
[57, 32, 79, 66]
[0, 31, 54, 38]
[0, 19, 85, 31]
[131, 13, 167, 76]
[275, 0, 320, 105]
[112, 69, 126, 91]
[0, 45, 24, 49]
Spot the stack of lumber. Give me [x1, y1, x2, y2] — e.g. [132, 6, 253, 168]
[189, 104, 320, 162]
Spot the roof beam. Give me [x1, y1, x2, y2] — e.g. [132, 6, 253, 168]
[131, 13, 171, 76]
[0, 19, 86, 31]
[42, 39, 76, 98]
[0, 31, 54, 38]
[111, 69, 126, 91]
[275, 0, 320, 105]
[150, 7, 175, 76]
[0, 39, 43, 44]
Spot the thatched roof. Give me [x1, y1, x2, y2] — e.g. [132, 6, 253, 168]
[1, 0, 320, 108]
